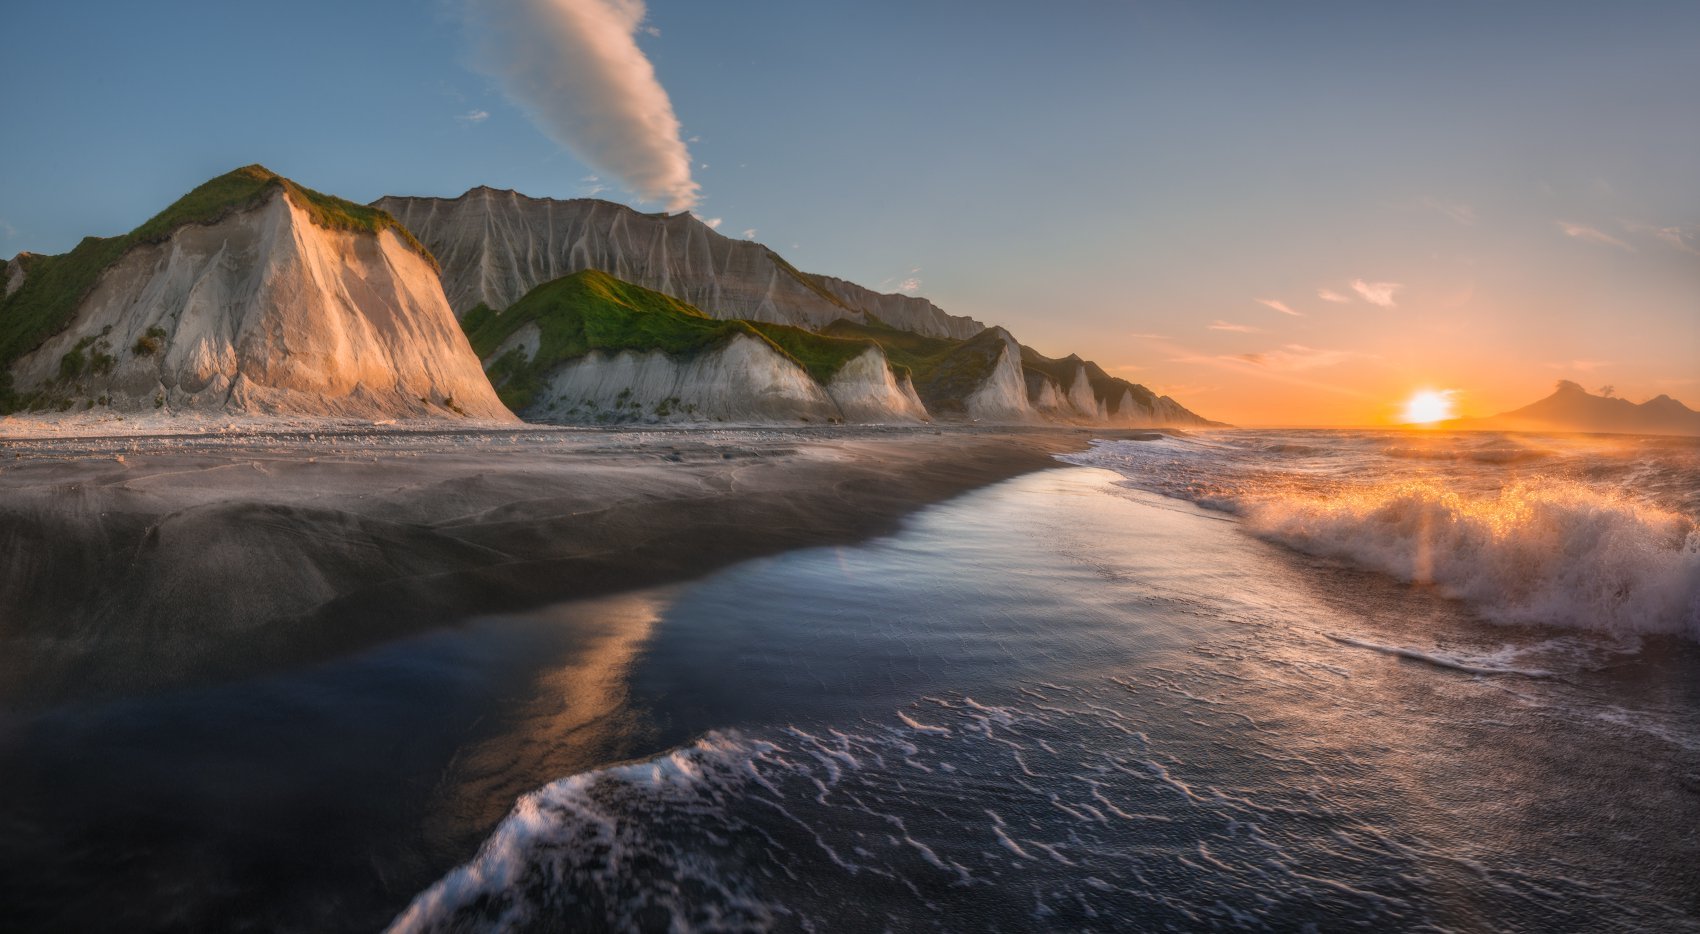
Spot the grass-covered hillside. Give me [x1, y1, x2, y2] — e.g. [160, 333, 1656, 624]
[0, 165, 433, 394]
[463, 269, 883, 412]
[822, 318, 1008, 415]
[1019, 344, 1159, 415]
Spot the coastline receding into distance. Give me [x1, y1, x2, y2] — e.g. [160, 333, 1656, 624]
[3, 1, 1697, 929]
[0, 423, 1102, 705]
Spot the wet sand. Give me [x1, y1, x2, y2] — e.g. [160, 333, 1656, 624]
[0, 423, 1108, 704]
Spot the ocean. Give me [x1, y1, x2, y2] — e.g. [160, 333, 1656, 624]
[391, 430, 1700, 932]
[2, 429, 1696, 931]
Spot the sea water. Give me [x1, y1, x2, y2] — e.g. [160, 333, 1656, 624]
[389, 430, 1700, 932]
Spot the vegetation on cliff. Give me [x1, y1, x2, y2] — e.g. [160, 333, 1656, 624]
[463, 270, 881, 412]
[0, 165, 433, 393]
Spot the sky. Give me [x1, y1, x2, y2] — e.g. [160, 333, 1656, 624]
[2, 0, 1695, 426]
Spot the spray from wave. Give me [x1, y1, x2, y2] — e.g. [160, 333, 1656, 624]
[1246, 478, 1700, 638]
[1063, 434, 1700, 641]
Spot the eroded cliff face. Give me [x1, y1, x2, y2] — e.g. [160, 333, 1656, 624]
[8, 190, 512, 420]
[516, 334, 838, 424]
[494, 334, 928, 425]
[963, 329, 1039, 422]
[1016, 346, 1220, 428]
[824, 347, 929, 423]
[375, 188, 985, 340]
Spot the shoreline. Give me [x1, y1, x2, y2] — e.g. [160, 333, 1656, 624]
[0, 424, 1129, 705]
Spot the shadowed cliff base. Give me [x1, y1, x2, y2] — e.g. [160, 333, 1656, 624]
[0, 424, 1130, 706]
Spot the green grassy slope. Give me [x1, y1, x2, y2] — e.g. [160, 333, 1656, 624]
[463, 269, 879, 412]
[0, 165, 433, 387]
[823, 318, 1006, 415]
[1020, 344, 1159, 414]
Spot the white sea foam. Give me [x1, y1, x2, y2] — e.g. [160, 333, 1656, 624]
[390, 667, 1694, 933]
[1063, 434, 1700, 641]
[1250, 478, 1700, 639]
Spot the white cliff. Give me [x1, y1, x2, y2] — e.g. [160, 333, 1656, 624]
[519, 333, 841, 424]
[962, 330, 1038, 422]
[823, 346, 929, 423]
[7, 188, 512, 420]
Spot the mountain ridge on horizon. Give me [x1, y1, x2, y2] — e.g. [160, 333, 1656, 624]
[1449, 380, 1700, 437]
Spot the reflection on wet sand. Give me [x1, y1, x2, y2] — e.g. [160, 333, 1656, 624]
[427, 592, 674, 848]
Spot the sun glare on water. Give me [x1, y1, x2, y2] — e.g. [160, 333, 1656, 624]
[1400, 389, 1456, 425]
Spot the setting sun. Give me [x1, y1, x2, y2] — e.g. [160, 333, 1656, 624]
[1400, 389, 1456, 425]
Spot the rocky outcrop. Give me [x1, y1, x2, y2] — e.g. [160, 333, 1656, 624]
[520, 333, 840, 424]
[3, 253, 31, 297]
[961, 328, 1037, 422]
[823, 346, 929, 423]
[374, 188, 985, 339]
[509, 332, 928, 425]
[1019, 345, 1219, 428]
[5, 184, 512, 420]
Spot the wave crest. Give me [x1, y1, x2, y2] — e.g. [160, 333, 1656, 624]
[1246, 478, 1700, 638]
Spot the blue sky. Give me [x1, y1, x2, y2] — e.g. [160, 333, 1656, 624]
[3, 1, 1696, 424]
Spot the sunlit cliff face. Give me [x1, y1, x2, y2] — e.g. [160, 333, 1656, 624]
[1400, 389, 1456, 425]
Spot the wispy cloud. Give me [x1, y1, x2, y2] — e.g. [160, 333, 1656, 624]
[579, 174, 608, 197]
[1350, 279, 1401, 308]
[455, 109, 490, 125]
[1620, 220, 1700, 255]
[465, 0, 699, 210]
[881, 266, 923, 294]
[1208, 321, 1262, 333]
[1127, 331, 1170, 340]
[741, 228, 758, 240]
[1316, 287, 1351, 304]
[1557, 221, 1633, 251]
[1652, 226, 1699, 255]
[1255, 298, 1303, 317]
[1159, 338, 1377, 399]
[692, 214, 723, 230]
[1546, 359, 1614, 372]
[1418, 197, 1476, 226]
[1230, 344, 1362, 371]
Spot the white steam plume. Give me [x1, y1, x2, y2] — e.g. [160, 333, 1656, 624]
[467, 0, 699, 211]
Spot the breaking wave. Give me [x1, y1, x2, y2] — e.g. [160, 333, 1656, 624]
[1248, 478, 1700, 638]
[1063, 434, 1700, 640]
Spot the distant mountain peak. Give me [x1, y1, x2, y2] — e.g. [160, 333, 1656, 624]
[1464, 381, 1700, 437]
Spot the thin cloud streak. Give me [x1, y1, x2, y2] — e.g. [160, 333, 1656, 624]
[1256, 298, 1303, 317]
[1557, 221, 1633, 251]
[1153, 336, 1377, 400]
[1316, 288, 1350, 303]
[1208, 321, 1261, 333]
[1546, 359, 1614, 372]
[1620, 220, 1700, 255]
[1232, 344, 1363, 372]
[465, 0, 699, 210]
[1350, 279, 1401, 308]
